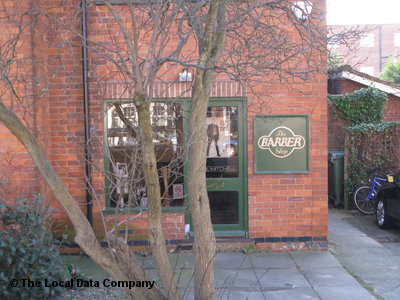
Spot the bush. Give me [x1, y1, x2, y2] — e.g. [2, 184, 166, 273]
[380, 60, 400, 84]
[345, 122, 400, 192]
[0, 196, 66, 299]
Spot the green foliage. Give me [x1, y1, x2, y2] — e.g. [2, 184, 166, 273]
[347, 121, 400, 134]
[0, 196, 66, 299]
[330, 82, 398, 204]
[329, 88, 387, 125]
[64, 263, 89, 284]
[347, 153, 391, 192]
[380, 60, 400, 84]
[242, 244, 257, 255]
[345, 123, 400, 193]
[64, 229, 76, 243]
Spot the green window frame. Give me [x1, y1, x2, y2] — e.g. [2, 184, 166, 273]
[103, 97, 247, 237]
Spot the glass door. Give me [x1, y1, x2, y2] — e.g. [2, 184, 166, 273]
[204, 100, 246, 234]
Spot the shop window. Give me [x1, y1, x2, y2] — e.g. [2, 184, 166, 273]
[360, 33, 374, 48]
[394, 33, 400, 47]
[106, 102, 184, 209]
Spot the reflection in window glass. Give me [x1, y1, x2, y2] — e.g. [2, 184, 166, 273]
[206, 106, 239, 178]
[106, 102, 184, 208]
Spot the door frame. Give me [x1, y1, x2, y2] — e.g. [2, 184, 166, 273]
[185, 98, 248, 237]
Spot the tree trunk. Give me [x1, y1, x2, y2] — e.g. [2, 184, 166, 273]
[186, 1, 227, 298]
[187, 75, 216, 300]
[0, 101, 165, 300]
[136, 100, 181, 300]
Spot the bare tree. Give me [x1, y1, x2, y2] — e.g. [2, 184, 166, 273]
[0, 1, 363, 299]
[0, 1, 167, 299]
[327, 24, 376, 70]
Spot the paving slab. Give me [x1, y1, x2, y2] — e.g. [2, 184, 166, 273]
[255, 268, 310, 289]
[61, 246, 376, 300]
[168, 252, 195, 270]
[262, 287, 319, 300]
[329, 209, 400, 299]
[289, 251, 342, 270]
[214, 252, 252, 269]
[173, 269, 194, 288]
[314, 286, 376, 300]
[179, 288, 194, 300]
[381, 286, 400, 300]
[217, 289, 265, 300]
[214, 268, 237, 288]
[301, 266, 360, 287]
[231, 269, 259, 288]
[249, 252, 296, 269]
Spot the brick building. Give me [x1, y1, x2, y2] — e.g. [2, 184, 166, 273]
[328, 65, 400, 151]
[329, 24, 400, 77]
[0, 0, 328, 251]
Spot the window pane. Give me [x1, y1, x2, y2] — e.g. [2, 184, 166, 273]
[209, 191, 239, 224]
[206, 106, 239, 178]
[360, 33, 374, 47]
[106, 102, 184, 208]
[395, 33, 400, 47]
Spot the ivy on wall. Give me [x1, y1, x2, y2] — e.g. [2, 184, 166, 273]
[347, 121, 400, 134]
[345, 123, 400, 191]
[328, 87, 387, 125]
[329, 87, 399, 198]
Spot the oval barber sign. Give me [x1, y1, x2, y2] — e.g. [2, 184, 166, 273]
[257, 126, 305, 158]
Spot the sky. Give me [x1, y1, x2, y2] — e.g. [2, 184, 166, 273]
[326, 0, 400, 25]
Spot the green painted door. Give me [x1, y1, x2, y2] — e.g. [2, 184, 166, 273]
[187, 99, 247, 236]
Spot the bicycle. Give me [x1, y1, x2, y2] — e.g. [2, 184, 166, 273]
[353, 172, 394, 215]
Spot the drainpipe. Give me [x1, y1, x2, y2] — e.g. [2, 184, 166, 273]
[81, 0, 93, 226]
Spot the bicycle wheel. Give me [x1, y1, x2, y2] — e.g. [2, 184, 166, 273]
[353, 186, 376, 215]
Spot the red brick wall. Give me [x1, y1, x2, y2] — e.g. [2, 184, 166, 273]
[247, 78, 328, 242]
[0, 0, 329, 247]
[385, 94, 400, 121]
[100, 213, 185, 241]
[327, 105, 349, 151]
[37, 1, 88, 222]
[0, 1, 40, 199]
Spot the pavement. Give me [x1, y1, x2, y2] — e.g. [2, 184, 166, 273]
[63, 250, 375, 300]
[329, 208, 400, 300]
[61, 209, 396, 299]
